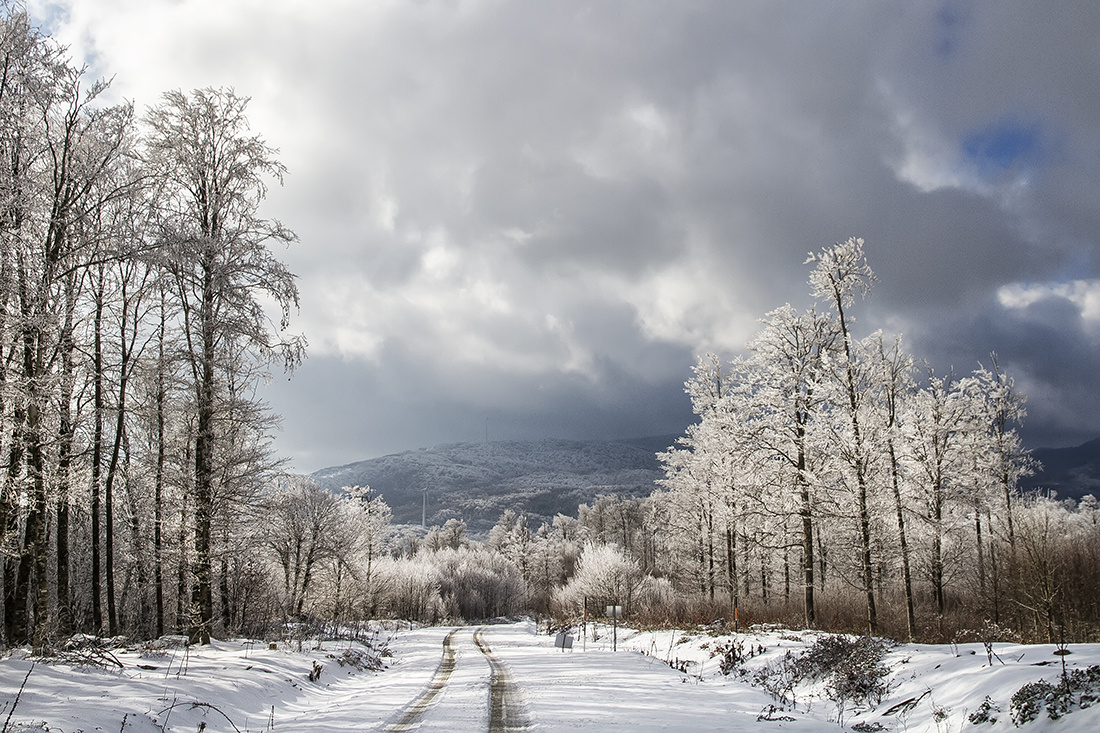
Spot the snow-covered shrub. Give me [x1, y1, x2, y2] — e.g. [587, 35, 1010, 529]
[1010, 665, 1100, 725]
[328, 645, 388, 672]
[551, 542, 643, 617]
[712, 639, 745, 676]
[802, 635, 892, 711]
[968, 696, 1000, 725]
[955, 620, 1020, 666]
[432, 546, 526, 620]
[374, 557, 443, 622]
[750, 634, 891, 718]
[635, 576, 675, 617]
[751, 650, 802, 705]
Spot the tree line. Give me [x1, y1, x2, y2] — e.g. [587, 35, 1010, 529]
[652, 237, 1095, 641]
[0, 7, 302, 650]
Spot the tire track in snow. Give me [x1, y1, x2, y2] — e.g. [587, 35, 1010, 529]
[382, 628, 459, 732]
[474, 627, 533, 732]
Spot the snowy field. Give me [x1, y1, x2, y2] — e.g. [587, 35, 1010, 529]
[1, 620, 1098, 732]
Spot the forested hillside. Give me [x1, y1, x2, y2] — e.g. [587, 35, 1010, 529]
[1022, 436, 1100, 501]
[311, 436, 674, 532]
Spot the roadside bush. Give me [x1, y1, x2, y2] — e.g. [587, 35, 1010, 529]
[712, 638, 746, 676]
[1010, 665, 1100, 725]
[804, 635, 892, 709]
[750, 634, 891, 719]
[751, 650, 803, 705]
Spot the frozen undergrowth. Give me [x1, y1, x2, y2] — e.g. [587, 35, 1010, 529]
[609, 621, 1100, 732]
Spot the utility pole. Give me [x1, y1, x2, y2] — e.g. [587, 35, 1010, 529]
[421, 489, 427, 528]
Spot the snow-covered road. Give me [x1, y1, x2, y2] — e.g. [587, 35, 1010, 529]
[3, 620, 1100, 732]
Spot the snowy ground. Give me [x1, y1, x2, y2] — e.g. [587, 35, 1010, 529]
[1, 620, 1098, 732]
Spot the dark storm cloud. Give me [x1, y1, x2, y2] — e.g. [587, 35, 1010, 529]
[265, 347, 696, 472]
[39, 0, 1100, 469]
[907, 290, 1100, 451]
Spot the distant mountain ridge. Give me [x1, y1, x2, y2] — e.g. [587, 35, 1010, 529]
[309, 434, 1100, 535]
[1021, 436, 1100, 501]
[310, 435, 679, 533]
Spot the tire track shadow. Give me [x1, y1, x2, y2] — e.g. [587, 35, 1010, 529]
[382, 628, 460, 732]
[474, 627, 533, 732]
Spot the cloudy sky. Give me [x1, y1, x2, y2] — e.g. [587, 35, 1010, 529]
[30, 1, 1100, 471]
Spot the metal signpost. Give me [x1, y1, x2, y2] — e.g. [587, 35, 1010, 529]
[606, 605, 621, 651]
[582, 596, 587, 652]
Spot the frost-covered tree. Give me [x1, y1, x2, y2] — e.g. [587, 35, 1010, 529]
[0, 7, 135, 648]
[652, 238, 1040, 638]
[742, 305, 838, 626]
[867, 332, 919, 639]
[552, 542, 644, 617]
[902, 368, 979, 619]
[433, 546, 525, 620]
[970, 357, 1034, 554]
[144, 88, 303, 644]
[424, 517, 467, 551]
[260, 476, 347, 618]
[527, 521, 565, 614]
[807, 237, 880, 633]
[658, 355, 735, 601]
[340, 485, 392, 619]
[375, 556, 442, 623]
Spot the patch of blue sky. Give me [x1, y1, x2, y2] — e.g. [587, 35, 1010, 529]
[961, 119, 1044, 176]
[26, 1, 66, 38]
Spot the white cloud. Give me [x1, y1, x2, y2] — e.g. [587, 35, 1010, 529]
[998, 280, 1100, 324]
[879, 81, 1036, 217]
[24, 1, 1100, 462]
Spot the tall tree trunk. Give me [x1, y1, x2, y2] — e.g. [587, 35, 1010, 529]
[816, 525, 827, 591]
[834, 296, 876, 634]
[2, 403, 26, 643]
[975, 510, 986, 600]
[124, 454, 150, 638]
[784, 543, 791, 600]
[726, 522, 738, 611]
[105, 416, 119, 636]
[154, 297, 167, 638]
[55, 267, 79, 637]
[12, 256, 51, 648]
[858, 481, 877, 634]
[889, 440, 917, 640]
[220, 551, 231, 635]
[29, 344, 50, 651]
[91, 276, 105, 633]
[706, 505, 715, 602]
[177, 488, 189, 634]
[103, 284, 135, 637]
[760, 551, 769, 605]
[15, 326, 49, 648]
[931, 479, 946, 617]
[190, 261, 216, 645]
[55, 359, 74, 638]
[797, 420, 815, 626]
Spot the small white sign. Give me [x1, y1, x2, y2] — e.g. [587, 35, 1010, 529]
[606, 605, 622, 618]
